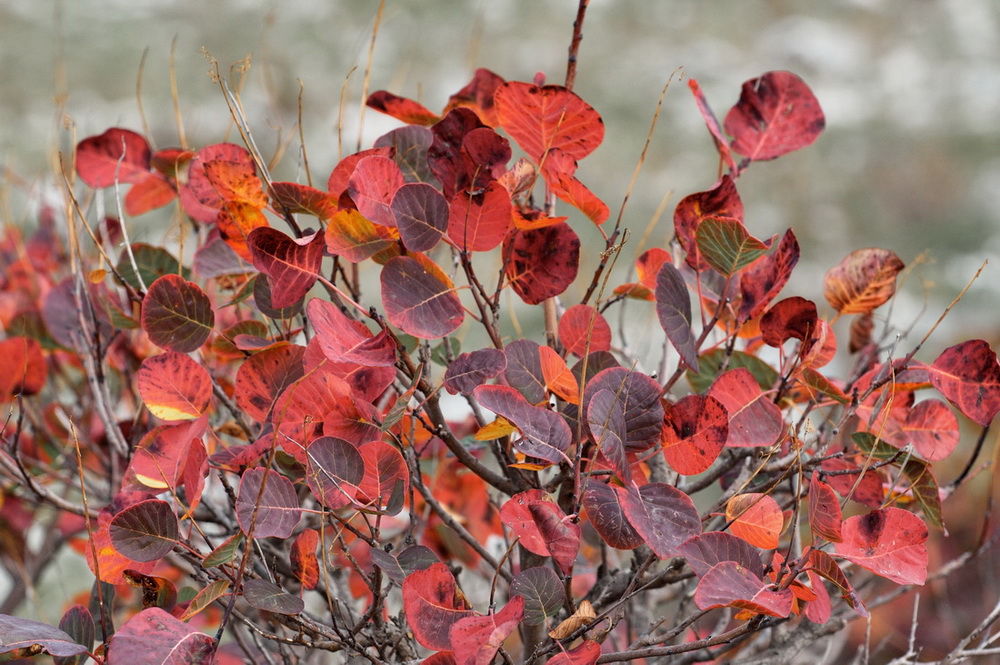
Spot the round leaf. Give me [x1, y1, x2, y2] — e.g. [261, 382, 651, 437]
[136, 352, 212, 421]
[141, 274, 215, 353]
[109, 499, 178, 562]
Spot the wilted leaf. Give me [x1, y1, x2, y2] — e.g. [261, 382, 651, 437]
[823, 248, 904, 315]
[835, 507, 928, 585]
[547, 600, 597, 639]
[141, 274, 215, 353]
[136, 352, 212, 422]
[236, 468, 301, 539]
[724, 71, 825, 162]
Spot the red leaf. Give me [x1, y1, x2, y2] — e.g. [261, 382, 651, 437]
[203, 159, 267, 208]
[583, 368, 663, 452]
[326, 147, 393, 199]
[724, 71, 825, 162]
[726, 493, 783, 549]
[141, 274, 215, 353]
[444, 348, 507, 395]
[618, 482, 701, 558]
[381, 255, 464, 339]
[444, 68, 506, 127]
[0, 336, 46, 398]
[930, 340, 1000, 426]
[125, 172, 176, 216]
[76, 128, 152, 187]
[106, 608, 215, 665]
[137, 352, 212, 422]
[270, 181, 338, 220]
[349, 155, 405, 227]
[675, 531, 765, 579]
[559, 304, 611, 357]
[541, 149, 609, 225]
[823, 248, 905, 315]
[804, 569, 833, 624]
[307, 298, 396, 367]
[248, 228, 325, 308]
[582, 479, 643, 550]
[474, 385, 572, 463]
[760, 296, 818, 348]
[87, 492, 159, 584]
[546, 640, 601, 665]
[448, 181, 513, 252]
[694, 561, 793, 617]
[819, 458, 884, 509]
[234, 344, 306, 422]
[450, 596, 524, 665]
[674, 175, 743, 271]
[366, 90, 440, 126]
[902, 399, 960, 461]
[180, 143, 256, 224]
[835, 507, 928, 585]
[707, 368, 782, 447]
[109, 499, 178, 563]
[427, 108, 491, 199]
[325, 208, 398, 263]
[217, 201, 269, 261]
[402, 563, 474, 651]
[655, 261, 698, 371]
[687, 79, 737, 174]
[500, 490, 580, 574]
[357, 440, 409, 511]
[305, 436, 365, 509]
[810, 549, 869, 617]
[738, 228, 800, 322]
[236, 468, 301, 539]
[125, 416, 208, 492]
[495, 82, 604, 164]
[504, 222, 580, 305]
[392, 182, 448, 251]
[809, 471, 843, 543]
[586, 388, 631, 482]
[662, 395, 728, 475]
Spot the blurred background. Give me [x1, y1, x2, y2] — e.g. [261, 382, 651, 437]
[2, 0, 1000, 659]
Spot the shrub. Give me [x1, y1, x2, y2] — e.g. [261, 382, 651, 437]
[1, 5, 998, 665]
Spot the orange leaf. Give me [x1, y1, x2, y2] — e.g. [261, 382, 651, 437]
[217, 202, 269, 261]
[495, 82, 604, 164]
[539, 346, 579, 404]
[823, 248, 904, 315]
[726, 493, 783, 549]
[203, 160, 268, 209]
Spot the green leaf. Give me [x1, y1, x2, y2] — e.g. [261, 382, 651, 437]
[695, 216, 768, 277]
[687, 349, 779, 393]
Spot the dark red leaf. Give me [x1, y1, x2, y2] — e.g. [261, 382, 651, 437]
[136, 352, 212, 422]
[56, 604, 94, 665]
[366, 90, 440, 126]
[444, 67, 506, 127]
[504, 222, 580, 305]
[930, 340, 1000, 426]
[349, 155, 405, 227]
[248, 228, 325, 309]
[559, 304, 612, 357]
[835, 507, 928, 585]
[662, 395, 728, 475]
[582, 479, 643, 550]
[234, 344, 306, 422]
[444, 348, 507, 395]
[428, 108, 490, 199]
[370, 545, 440, 585]
[305, 436, 365, 509]
[327, 147, 394, 198]
[586, 388, 631, 483]
[618, 482, 701, 558]
[694, 561, 793, 617]
[810, 549, 869, 617]
[87, 492, 159, 584]
[809, 470, 843, 543]
[450, 596, 524, 665]
[109, 499, 178, 562]
[76, 128, 151, 187]
[380, 255, 464, 339]
[655, 261, 698, 371]
[141, 274, 215, 353]
[674, 175, 743, 271]
[510, 567, 565, 625]
[819, 458, 884, 509]
[0, 615, 89, 660]
[374, 125, 435, 183]
[474, 385, 572, 463]
[391, 182, 448, 251]
[583, 368, 663, 452]
[738, 228, 800, 322]
[706, 368, 782, 447]
[494, 82, 604, 164]
[504, 339, 547, 404]
[402, 563, 474, 651]
[308, 298, 396, 367]
[236, 468, 301, 539]
[676, 531, 765, 579]
[760, 296, 818, 348]
[448, 181, 513, 252]
[724, 71, 825, 162]
[106, 608, 215, 665]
